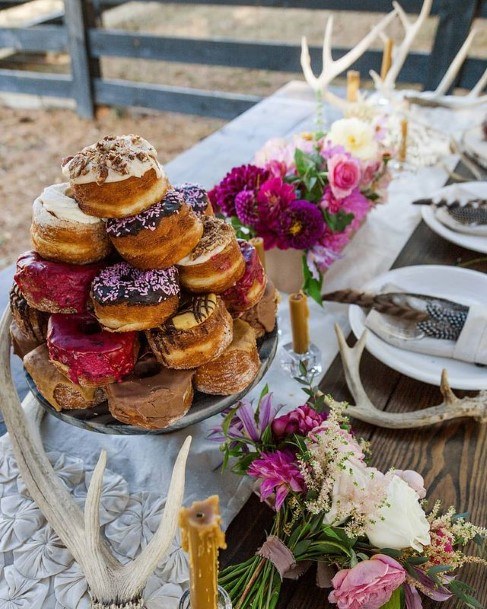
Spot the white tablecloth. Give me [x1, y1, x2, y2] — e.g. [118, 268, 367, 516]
[0, 92, 481, 607]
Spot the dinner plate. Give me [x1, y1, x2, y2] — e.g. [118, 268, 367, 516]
[421, 182, 487, 255]
[348, 266, 487, 390]
[462, 125, 487, 170]
[26, 326, 278, 434]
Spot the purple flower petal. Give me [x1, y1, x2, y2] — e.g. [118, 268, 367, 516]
[236, 401, 259, 442]
[405, 584, 423, 609]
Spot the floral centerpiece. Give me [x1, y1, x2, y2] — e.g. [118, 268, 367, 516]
[210, 379, 486, 609]
[209, 117, 392, 302]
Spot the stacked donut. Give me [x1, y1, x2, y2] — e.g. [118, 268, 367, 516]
[10, 135, 278, 430]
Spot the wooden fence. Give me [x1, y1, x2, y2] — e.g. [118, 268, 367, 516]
[0, 0, 485, 119]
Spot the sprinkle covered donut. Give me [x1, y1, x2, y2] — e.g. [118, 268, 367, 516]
[91, 261, 180, 332]
[106, 189, 203, 269]
[175, 183, 213, 216]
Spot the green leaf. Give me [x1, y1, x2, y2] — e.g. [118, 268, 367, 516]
[379, 586, 403, 609]
[427, 564, 453, 577]
[379, 548, 403, 558]
[406, 556, 429, 566]
[449, 580, 483, 609]
[302, 254, 323, 306]
[323, 209, 355, 233]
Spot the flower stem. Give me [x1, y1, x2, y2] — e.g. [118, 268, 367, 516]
[235, 557, 266, 609]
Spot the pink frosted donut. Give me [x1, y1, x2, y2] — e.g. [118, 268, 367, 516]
[221, 240, 266, 314]
[47, 313, 138, 387]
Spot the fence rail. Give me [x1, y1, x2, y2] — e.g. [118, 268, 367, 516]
[0, 0, 485, 119]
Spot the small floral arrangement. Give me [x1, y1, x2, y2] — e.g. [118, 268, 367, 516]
[211, 378, 486, 609]
[209, 117, 392, 303]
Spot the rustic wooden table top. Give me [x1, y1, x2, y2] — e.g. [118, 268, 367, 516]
[1, 81, 486, 608]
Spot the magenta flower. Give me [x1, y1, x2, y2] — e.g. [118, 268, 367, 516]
[329, 555, 406, 609]
[327, 153, 362, 199]
[210, 164, 269, 217]
[248, 450, 305, 510]
[272, 404, 327, 440]
[307, 244, 342, 275]
[257, 177, 295, 222]
[341, 189, 370, 228]
[277, 200, 325, 250]
[320, 186, 344, 214]
[235, 190, 259, 227]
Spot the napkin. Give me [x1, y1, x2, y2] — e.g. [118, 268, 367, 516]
[432, 182, 487, 236]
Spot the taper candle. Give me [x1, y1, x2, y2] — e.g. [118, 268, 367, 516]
[289, 291, 310, 354]
[399, 118, 408, 163]
[346, 70, 360, 102]
[380, 37, 394, 81]
[249, 237, 266, 270]
[179, 496, 227, 609]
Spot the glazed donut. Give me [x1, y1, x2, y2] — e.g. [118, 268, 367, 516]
[10, 282, 48, 344]
[240, 280, 279, 338]
[47, 313, 138, 387]
[14, 250, 102, 314]
[106, 189, 203, 269]
[194, 319, 260, 395]
[24, 344, 107, 411]
[106, 353, 195, 430]
[146, 293, 233, 369]
[177, 216, 245, 293]
[91, 262, 180, 332]
[62, 135, 171, 218]
[175, 183, 213, 216]
[222, 240, 266, 314]
[31, 183, 111, 265]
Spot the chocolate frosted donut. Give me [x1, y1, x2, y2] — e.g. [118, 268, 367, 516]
[106, 353, 195, 430]
[91, 262, 180, 332]
[146, 293, 233, 369]
[10, 282, 48, 344]
[106, 190, 203, 269]
[175, 183, 213, 216]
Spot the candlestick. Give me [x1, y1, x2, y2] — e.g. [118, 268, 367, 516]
[179, 496, 227, 609]
[249, 237, 266, 270]
[346, 70, 360, 102]
[380, 38, 394, 81]
[280, 292, 322, 381]
[399, 118, 408, 163]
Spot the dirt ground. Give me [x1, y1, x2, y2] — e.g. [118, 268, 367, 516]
[0, 1, 486, 269]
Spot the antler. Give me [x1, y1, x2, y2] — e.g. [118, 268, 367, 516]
[0, 307, 191, 607]
[371, 0, 433, 92]
[333, 324, 487, 428]
[300, 9, 397, 108]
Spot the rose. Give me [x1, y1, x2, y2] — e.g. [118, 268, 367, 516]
[328, 118, 379, 161]
[359, 160, 381, 188]
[272, 404, 326, 440]
[365, 475, 431, 552]
[394, 470, 426, 499]
[327, 153, 361, 199]
[329, 554, 406, 609]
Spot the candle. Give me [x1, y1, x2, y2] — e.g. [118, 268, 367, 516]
[380, 37, 394, 81]
[179, 495, 227, 609]
[346, 70, 360, 102]
[399, 118, 408, 163]
[289, 291, 310, 354]
[249, 237, 266, 270]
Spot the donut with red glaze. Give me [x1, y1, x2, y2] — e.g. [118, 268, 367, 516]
[221, 240, 266, 314]
[14, 250, 102, 314]
[47, 313, 138, 387]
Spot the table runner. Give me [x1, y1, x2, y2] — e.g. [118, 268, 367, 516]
[0, 85, 480, 608]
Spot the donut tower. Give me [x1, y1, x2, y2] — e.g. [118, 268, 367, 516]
[10, 135, 278, 430]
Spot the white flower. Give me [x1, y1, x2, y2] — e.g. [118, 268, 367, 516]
[365, 475, 431, 552]
[328, 117, 379, 161]
[323, 458, 386, 526]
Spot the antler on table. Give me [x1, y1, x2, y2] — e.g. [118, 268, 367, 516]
[300, 9, 397, 109]
[0, 307, 192, 608]
[333, 324, 487, 428]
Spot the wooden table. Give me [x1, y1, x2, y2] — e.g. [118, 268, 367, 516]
[1, 81, 486, 608]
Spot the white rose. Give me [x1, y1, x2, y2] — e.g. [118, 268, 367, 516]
[365, 475, 431, 552]
[328, 117, 379, 161]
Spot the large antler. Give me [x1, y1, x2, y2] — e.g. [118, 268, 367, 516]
[300, 9, 397, 109]
[0, 307, 191, 608]
[370, 0, 433, 92]
[333, 324, 487, 428]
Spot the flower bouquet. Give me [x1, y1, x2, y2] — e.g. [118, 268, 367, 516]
[211, 379, 486, 609]
[209, 118, 392, 302]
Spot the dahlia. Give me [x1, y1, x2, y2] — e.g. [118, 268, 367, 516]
[277, 200, 325, 250]
[211, 164, 269, 217]
[235, 190, 259, 227]
[257, 177, 295, 223]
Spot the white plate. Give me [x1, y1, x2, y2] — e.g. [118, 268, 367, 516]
[421, 181, 487, 254]
[349, 265, 487, 389]
[462, 125, 487, 169]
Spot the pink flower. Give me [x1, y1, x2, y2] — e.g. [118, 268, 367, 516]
[248, 450, 305, 510]
[328, 153, 361, 199]
[360, 160, 381, 189]
[329, 555, 406, 609]
[393, 470, 426, 499]
[341, 189, 371, 231]
[320, 186, 343, 214]
[272, 405, 327, 440]
[256, 177, 296, 248]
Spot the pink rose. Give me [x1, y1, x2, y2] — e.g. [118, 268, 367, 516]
[360, 160, 381, 188]
[328, 153, 361, 199]
[329, 555, 406, 609]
